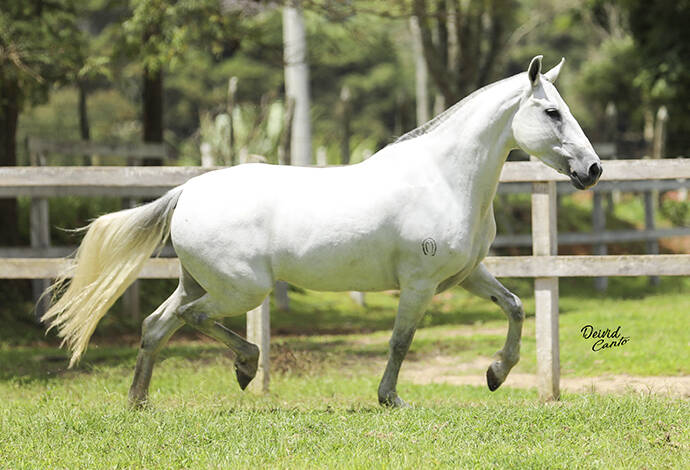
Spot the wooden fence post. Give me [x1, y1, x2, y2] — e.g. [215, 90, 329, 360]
[605, 102, 620, 205]
[643, 192, 659, 286]
[123, 155, 142, 321]
[200, 142, 214, 168]
[592, 192, 608, 291]
[274, 281, 290, 312]
[592, 103, 617, 291]
[645, 106, 667, 287]
[122, 196, 141, 321]
[316, 146, 327, 166]
[227, 77, 238, 166]
[349, 291, 366, 307]
[531, 157, 560, 401]
[28, 143, 51, 322]
[246, 297, 270, 393]
[339, 86, 351, 165]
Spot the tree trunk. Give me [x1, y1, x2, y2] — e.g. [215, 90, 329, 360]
[283, 1, 312, 166]
[77, 81, 91, 165]
[278, 2, 312, 310]
[78, 81, 90, 141]
[339, 85, 351, 165]
[413, 0, 514, 105]
[142, 65, 164, 165]
[410, 16, 430, 126]
[0, 73, 20, 245]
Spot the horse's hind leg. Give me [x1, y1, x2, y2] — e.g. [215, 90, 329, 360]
[177, 294, 261, 390]
[128, 286, 186, 407]
[460, 263, 525, 391]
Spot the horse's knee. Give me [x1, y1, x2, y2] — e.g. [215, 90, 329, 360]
[507, 293, 524, 322]
[496, 292, 524, 322]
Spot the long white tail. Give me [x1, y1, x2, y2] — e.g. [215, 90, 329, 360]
[42, 187, 184, 367]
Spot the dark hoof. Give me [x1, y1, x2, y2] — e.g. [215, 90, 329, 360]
[486, 367, 502, 392]
[378, 394, 409, 408]
[235, 364, 255, 390]
[128, 396, 149, 409]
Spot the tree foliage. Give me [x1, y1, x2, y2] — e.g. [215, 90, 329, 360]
[0, 0, 85, 244]
[412, 0, 518, 103]
[0, 0, 84, 108]
[117, 0, 245, 73]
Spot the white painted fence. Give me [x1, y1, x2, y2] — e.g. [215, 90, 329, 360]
[1, 158, 689, 399]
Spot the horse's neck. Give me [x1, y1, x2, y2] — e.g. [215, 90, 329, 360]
[424, 82, 523, 215]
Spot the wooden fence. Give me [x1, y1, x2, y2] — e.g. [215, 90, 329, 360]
[23, 137, 174, 320]
[1, 158, 689, 399]
[492, 177, 690, 247]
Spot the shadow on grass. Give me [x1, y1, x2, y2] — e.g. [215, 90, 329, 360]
[220, 290, 511, 337]
[2, 277, 686, 383]
[0, 338, 229, 385]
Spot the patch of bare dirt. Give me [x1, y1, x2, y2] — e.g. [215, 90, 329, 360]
[660, 235, 690, 254]
[349, 327, 506, 346]
[402, 356, 690, 398]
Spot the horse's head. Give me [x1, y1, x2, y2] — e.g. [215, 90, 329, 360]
[512, 56, 602, 189]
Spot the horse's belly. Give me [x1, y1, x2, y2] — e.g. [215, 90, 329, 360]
[273, 236, 399, 292]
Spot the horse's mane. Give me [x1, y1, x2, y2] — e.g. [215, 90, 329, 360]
[394, 75, 518, 144]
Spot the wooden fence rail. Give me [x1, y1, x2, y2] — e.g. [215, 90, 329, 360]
[492, 227, 690, 247]
[1, 158, 689, 194]
[1, 158, 689, 399]
[26, 137, 174, 162]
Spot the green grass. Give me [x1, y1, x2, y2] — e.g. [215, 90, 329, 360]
[6, 277, 687, 380]
[1, 277, 689, 468]
[1, 356, 688, 469]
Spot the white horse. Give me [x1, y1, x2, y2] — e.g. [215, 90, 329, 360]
[43, 56, 601, 407]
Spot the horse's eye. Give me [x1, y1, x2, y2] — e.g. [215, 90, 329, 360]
[545, 108, 561, 120]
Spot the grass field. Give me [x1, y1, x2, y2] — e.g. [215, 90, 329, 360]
[2, 277, 689, 468]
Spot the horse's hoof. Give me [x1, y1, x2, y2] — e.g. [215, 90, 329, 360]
[486, 366, 502, 392]
[128, 395, 149, 409]
[378, 393, 409, 408]
[235, 367, 256, 390]
[235, 346, 259, 390]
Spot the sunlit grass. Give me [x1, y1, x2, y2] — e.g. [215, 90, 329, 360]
[2, 277, 688, 468]
[1, 355, 688, 469]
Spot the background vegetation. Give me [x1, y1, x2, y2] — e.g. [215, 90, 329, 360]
[1, 1, 687, 343]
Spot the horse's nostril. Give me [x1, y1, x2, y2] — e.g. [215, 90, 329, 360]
[588, 162, 602, 180]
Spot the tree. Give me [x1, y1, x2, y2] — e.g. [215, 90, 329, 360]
[623, 0, 690, 155]
[572, 0, 689, 155]
[0, 0, 83, 244]
[411, 0, 518, 104]
[118, 0, 244, 148]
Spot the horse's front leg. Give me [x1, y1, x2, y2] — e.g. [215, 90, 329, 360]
[378, 282, 435, 408]
[460, 263, 525, 391]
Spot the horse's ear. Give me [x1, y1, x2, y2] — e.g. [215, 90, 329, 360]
[527, 55, 543, 87]
[544, 57, 565, 83]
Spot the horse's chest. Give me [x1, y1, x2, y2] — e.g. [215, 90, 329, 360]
[435, 212, 495, 291]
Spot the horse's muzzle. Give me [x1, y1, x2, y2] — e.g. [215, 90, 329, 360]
[570, 161, 602, 189]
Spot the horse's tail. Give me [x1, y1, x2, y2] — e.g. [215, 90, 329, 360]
[42, 186, 184, 367]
